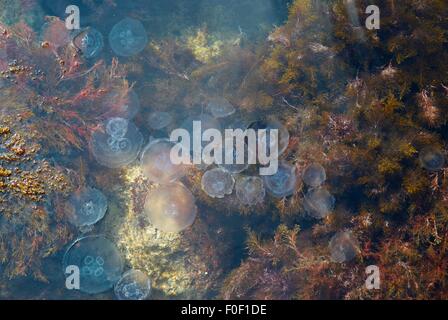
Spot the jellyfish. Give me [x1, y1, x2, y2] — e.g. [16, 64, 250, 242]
[263, 161, 297, 198]
[217, 137, 251, 174]
[235, 176, 265, 205]
[63, 235, 123, 294]
[201, 167, 235, 199]
[207, 97, 236, 118]
[66, 187, 108, 228]
[248, 118, 290, 156]
[114, 269, 151, 300]
[302, 163, 326, 188]
[148, 111, 173, 130]
[328, 231, 359, 263]
[303, 188, 335, 219]
[144, 183, 197, 233]
[72, 27, 104, 59]
[109, 18, 148, 57]
[90, 117, 143, 169]
[140, 139, 186, 184]
[419, 147, 445, 171]
[102, 89, 140, 119]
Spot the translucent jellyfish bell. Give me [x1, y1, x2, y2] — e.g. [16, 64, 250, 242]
[328, 231, 359, 263]
[248, 119, 290, 156]
[217, 137, 252, 174]
[207, 97, 236, 118]
[109, 18, 148, 57]
[90, 117, 143, 169]
[303, 188, 335, 219]
[66, 187, 107, 228]
[63, 235, 123, 294]
[263, 161, 297, 198]
[302, 163, 326, 188]
[201, 167, 235, 198]
[144, 183, 197, 233]
[72, 27, 104, 59]
[419, 147, 445, 171]
[114, 269, 151, 300]
[235, 176, 265, 205]
[140, 139, 186, 184]
[148, 111, 173, 130]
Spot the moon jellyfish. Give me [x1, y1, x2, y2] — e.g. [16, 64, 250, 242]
[303, 188, 335, 219]
[114, 269, 151, 300]
[201, 167, 235, 199]
[109, 18, 148, 57]
[263, 161, 297, 198]
[302, 163, 326, 188]
[235, 176, 265, 205]
[217, 137, 252, 174]
[207, 97, 236, 118]
[248, 119, 290, 156]
[102, 89, 140, 119]
[148, 111, 173, 130]
[72, 27, 104, 59]
[90, 117, 143, 168]
[141, 139, 186, 184]
[419, 147, 445, 171]
[66, 187, 107, 227]
[144, 183, 197, 233]
[329, 231, 359, 263]
[63, 235, 123, 294]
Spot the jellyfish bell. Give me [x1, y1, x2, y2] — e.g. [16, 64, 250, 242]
[148, 111, 173, 130]
[90, 118, 143, 169]
[109, 17, 148, 57]
[201, 167, 235, 199]
[144, 183, 197, 233]
[328, 231, 360, 263]
[235, 176, 265, 205]
[106, 117, 129, 139]
[114, 269, 151, 300]
[63, 235, 123, 294]
[72, 27, 104, 59]
[302, 163, 326, 188]
[419, 147, 445, 171]
[248, 118, 290, 156]
[217, 137, 252, 174]
[66, 187, 108, 228]
[303, 188, 335, 219]
[207, 97, 236, 118]
[263, 161, 297, 198]
[140, 138, 187, 184]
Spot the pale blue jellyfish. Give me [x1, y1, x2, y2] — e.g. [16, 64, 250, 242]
[140, 139, 186, 184]
[303, 188, 335, 219]
[148, 111, 173, 130]
[235, 176, 265, 205]
[207, 97, 236, 118]
[201, 167, 235, 198]
[263, 161, 297, 198]
[109, 18, 148, 57]
[114, 269, 151, 300]
[72, 27, 104, 59]
[90, 117, 143, 168]
[63, 235, 123, 294]
[66, 187, 107, 228]
[419, 147, 445, 171]
[248, 118, 290, 156]
[329, 231, 359, 263]
[144, 183, 197, 233]
[302, 163, 326, 188]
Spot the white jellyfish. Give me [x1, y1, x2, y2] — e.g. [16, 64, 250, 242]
[419, 147, 445, 171]
[303, 188, 335, 219]
[140, 138, 187, 184]
[90, 117, 143, 169]
[63, 235, 123, 294]
[144, 183, 197, 233]
[201, 167, 235, 199]
[114, 269, 151, 300]
[72, 27, 104, 59]
[66, 187, 107, 228]
[207, 97, 236, 118]
[147, 111, 173, 130]
[217, 137, 252, 174]
[302, 163, 326, 188]
[263, 161, 297, 198]
[109, 18, 148, 57]
[328, 231, 360, 263]
[248, 118, 290, 156]
[235, 176, 265, 205]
